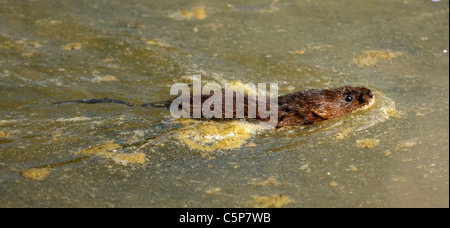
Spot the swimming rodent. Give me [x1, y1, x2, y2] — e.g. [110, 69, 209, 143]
[54, 86, 373, 128]
[274, 86, 373, 127]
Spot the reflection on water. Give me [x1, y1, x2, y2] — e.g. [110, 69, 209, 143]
[0, 0, 448, 207]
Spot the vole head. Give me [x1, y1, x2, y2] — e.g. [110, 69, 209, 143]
[310, 86, 374, 120]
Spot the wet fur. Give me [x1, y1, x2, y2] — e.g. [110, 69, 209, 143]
[183, 86, 373, 128]
[54, 86, 373, 128]
[275, 86, 373, 127]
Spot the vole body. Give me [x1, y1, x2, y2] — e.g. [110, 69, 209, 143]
[55, 86, 374, 128]
[183, 86, 373, 128]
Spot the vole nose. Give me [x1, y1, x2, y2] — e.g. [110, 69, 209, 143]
[368, 91, 373, 99]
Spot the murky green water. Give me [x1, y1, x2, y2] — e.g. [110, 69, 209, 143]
[0, 0, 448, 207]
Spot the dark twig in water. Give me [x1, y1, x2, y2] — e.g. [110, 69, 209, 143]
[53, 98, 135, 107]
[134, 130, 175, 153]
[53, 98, 171, 108]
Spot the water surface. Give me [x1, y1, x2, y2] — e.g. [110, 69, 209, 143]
[0, 0, 448, 207]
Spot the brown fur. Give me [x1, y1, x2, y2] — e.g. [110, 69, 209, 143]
[275, 86, 373, 127]
[185, 86, 373, 128]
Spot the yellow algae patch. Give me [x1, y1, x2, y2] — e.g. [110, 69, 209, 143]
[288, 45, 332, 55]
[382, 106, 400, 118]
[78, 141, 121, 156]
[387, 138, 420, 154]
[253, 177, 280, 187]
[356, 138, 379, 148]
[1, 40, 41, 50]
[329, 181, 338, 187]
[348, 165, 358, 171]
[250, 194, 292, 208]
[288, 49, 304, 55]
[102, 58, 114, 63]
[113, 153, 146, 165]
[146, 39, 169, 47]
[175, 120, 257, 153]
[79, 142, 147, 165]
[334, 128, 350, 140]
[353, 50, 402, 67]
[398, 138, 418, 148]
[307, 44, 332, 50]
[0, 131, 10, 138]
[415, 106, 434, 116]
[180, 75, 194, 83]
[52, 131, 63, 141]
[224, 81, 265, 96]
[205, 187, 221, 194]
[96, 75, 119, 82]
[21, 167, 51, 181]
[62, 43, 82, 51]
[21, 50, 38, 57]
[192, 7, 207, 20]
[169, 6, 207, 20]
[25, 40, 42, 48]
[298, 163, 311, 173]
[416, 165, 437, 174]
[35, 18, 63, 26]
[247, 142, 257, 147]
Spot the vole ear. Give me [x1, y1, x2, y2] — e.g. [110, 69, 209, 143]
[311, 104, 329, 120]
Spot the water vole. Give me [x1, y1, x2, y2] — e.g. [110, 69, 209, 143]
[274, 86, 373, 127]
[55, 86, 373, 128]
[183, 86, 373, 127]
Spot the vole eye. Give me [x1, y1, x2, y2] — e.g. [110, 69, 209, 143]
[345, 94, 353, 102]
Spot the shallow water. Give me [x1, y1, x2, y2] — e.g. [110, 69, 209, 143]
[0, 0, 448, 207]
